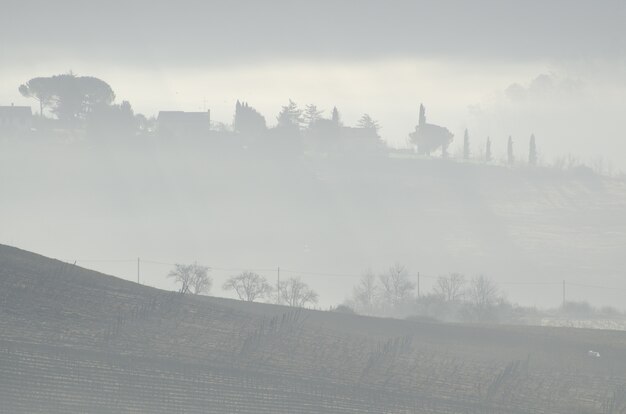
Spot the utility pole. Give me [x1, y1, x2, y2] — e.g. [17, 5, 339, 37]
[137, 257, 140, 284]
[562, 280, 565, 308]
[417, 272, 420, 299]
[277, 266, 281, 304]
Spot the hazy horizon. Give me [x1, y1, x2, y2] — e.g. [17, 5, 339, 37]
[3, 1, 626, 169]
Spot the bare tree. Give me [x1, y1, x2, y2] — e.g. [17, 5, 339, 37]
[378, 263, 414, 306]
[167, 263, 212, 295]
[352, 269, 379, 312]
[433, 273, 466, 302]
[279, 277, 318, 308]
[223, 271, 272, 302]
[468, 275, 499, 308]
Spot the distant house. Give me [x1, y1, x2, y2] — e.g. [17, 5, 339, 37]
[339, 126, 385, 154]
[0, 105, 33, 136]
[157, 110, 211, 138]
[306, 116, 385, 156]
[409, 104, 454, 156]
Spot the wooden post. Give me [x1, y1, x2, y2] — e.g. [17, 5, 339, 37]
[277, 266, 281, 304]
[417, 272, 420, 298]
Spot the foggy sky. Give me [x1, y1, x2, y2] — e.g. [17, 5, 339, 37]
[2, 1, 625, 64]
[3, 1, 626, 168]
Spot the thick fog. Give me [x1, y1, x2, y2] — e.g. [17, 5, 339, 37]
[2, 0, 626, 311]
[3, 2, 626, 413]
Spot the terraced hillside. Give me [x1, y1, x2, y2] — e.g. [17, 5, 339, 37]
[1, 244, 626, 413]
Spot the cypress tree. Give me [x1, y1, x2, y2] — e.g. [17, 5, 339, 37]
[529, 134, 537, 165]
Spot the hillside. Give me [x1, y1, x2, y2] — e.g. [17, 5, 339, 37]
[2, 142, 626, 308]
[1, 244, 626, 413]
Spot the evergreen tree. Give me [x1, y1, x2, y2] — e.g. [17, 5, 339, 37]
[463, 129, 470, 160]
[529, 133, 537, 165]
[485, 137, 492, 162]
[303, 104, 323, 128]
[356, 114, 380, 131]
[507, 136, 514, 165]
[418, 103, 426, 126]
[331, 106, 341, 126]
[234, 100, 266, 134]
[276, 99, 303, 129]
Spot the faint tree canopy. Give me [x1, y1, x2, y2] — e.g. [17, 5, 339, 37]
[167, 263, 212, 295]
[303, 104, 324, 128]
[467, 275, 499, 308]
[19, 73, 115, 124]
[357, 114, 380, 133]
[409, 104, 454, 156]
[279, 277, 318, 308]
[378, 263, 414, 307]
[234, 100, 267, 135]
[433, 273, 466, 302]
[276, 99, 304, 131]
[223, 271, 272, 302]
[352, 270, 379, 312]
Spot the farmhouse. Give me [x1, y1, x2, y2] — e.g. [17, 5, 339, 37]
[157, 110, 211, 138]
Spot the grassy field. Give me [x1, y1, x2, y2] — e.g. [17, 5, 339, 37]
[1, 243, 625, 413]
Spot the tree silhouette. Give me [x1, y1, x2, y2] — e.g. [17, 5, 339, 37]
[463, 129, 470, 160]
[352, 270, 378, 312]
[19, 73, 115, 124]
[378, 263, 414, 306]
[167, 263, 212, 295]
[433, 273, 466, 302]
[276, 99, 303, 130]
[529, 133, 538, 165]
[331, 106, 341, 126]
[86, 100, 136, 137]
[18, 77, 53, 116]
[409, 104, 454, 156]
[279, 277, 318, 308]
[223, 271, 272, 302]
[468, 275, 499, 308]
[357, 114, 380, 132]
[485, 137, 492, 162]
[234, 100, 267, 135]
[303, 104, 324, 128]
[507, 136, 514, 165]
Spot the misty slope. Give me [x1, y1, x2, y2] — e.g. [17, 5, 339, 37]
[2, 140, 626, 307]
[1, 244, 626, 413]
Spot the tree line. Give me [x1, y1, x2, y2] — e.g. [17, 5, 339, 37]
[166, 263, 319, 308]
[347, 264, 505, 322]
[15, 72, 564, 170]
[166, 262, 624, 323]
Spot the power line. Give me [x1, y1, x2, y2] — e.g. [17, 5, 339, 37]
[74, 258, 135, 263]
[280, 268, 362, 278]
[68, 257, 626, 293]
[567, 281, 626, 292]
